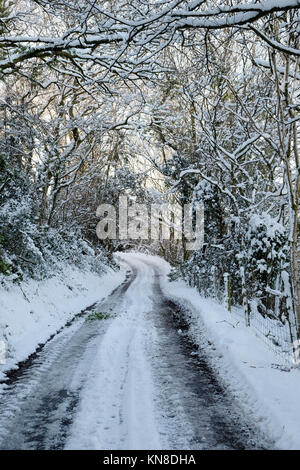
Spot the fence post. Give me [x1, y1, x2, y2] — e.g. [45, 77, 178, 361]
[240, 266, 250, 326]
[282, 270, 299, 365]
[224, 272, 231, 313]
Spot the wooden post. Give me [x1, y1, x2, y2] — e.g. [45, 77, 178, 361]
[240, 266, 250, 326]
[224, 272, 231, 313]
[282, 270, 299, 365]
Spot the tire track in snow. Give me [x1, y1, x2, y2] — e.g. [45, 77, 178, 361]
[65, 257, 161, 450]
[0, 268, 135, 450]
[0, 254, 272, 449]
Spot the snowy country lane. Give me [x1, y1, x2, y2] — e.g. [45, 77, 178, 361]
[0, 254, 271, 450]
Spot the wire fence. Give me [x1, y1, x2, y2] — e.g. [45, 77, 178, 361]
[222, 271, 298, 368]
[185, 266, 298, 368]
[233, 305, 295, 367]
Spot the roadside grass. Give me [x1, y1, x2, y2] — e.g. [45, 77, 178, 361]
[85, 310, 117, 322]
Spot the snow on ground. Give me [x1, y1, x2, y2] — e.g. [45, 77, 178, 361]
[1, 250, 300, 449]
[65, 255, 161, 450]
[121, 252, 300, 450]
[0, 262, 126, 382]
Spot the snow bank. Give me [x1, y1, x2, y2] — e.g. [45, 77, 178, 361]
[124, 253, 300, 450]
[161, 276, 300, 450]
[0, 262, 126, 382]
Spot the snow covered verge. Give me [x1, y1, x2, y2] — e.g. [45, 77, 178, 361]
[125, 253, 300, 450]
[0, 262, 127, 382]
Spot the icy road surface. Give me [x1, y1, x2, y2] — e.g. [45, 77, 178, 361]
[0, 254, 271, 450]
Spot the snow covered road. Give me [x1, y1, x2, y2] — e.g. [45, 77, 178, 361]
[0, 254, 271, 450]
